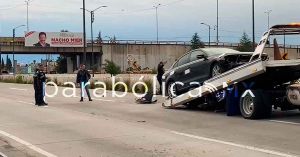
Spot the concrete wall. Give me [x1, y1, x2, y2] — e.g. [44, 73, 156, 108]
[1, 43, 300, 73]
[102, 44, 191, 71]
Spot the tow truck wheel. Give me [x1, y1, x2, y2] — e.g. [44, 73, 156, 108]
[240, 90, 272, 119]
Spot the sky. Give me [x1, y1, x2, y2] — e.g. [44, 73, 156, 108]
[1, 0, 300, 63]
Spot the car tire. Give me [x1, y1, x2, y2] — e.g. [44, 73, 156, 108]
[210, 63, 223, 78]
[167, 81, 177, 99]
[239, 90, 272, 119]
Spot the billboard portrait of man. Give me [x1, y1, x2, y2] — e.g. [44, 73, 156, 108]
[34, 32, 50, 47]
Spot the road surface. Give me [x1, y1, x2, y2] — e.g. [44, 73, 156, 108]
[0, 82, 299, 157]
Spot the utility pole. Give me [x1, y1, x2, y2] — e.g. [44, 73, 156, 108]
[91, 11, 94, 76]
[216, 0, 219, 45]
[12, 25, 26, 76]
[81, 5, 107, 76]
[25, 0, 30, 32]
[154, 4, 161, 44]
[13, 29, 15, 75]
[201, 23, 211, 47]
[265, 10, 272, 29]
[252, 0, 255, 51]
[0, 41, 2, 75]
[83, 0, 87, 65]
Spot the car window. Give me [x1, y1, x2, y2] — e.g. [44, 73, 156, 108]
[177, 53, 190, 67]
[190, 50, 205, 62]
[238, 55, 252, 63]
[172, 62, 179, 68]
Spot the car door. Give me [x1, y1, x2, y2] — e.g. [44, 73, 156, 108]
[188, 50, 211, 87]
[173, 53, 191, 92]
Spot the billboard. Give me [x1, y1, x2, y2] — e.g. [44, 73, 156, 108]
[25, 31, 84, 47]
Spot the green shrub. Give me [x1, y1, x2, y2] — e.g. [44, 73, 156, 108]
[15, 75, 24, 84]
[152, 68, 158, 74]
[104, 79, 112, 91]
[53, 77, 58, 85]
[104, 60, 121, 77]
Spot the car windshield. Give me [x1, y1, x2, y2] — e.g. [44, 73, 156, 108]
[202, 48, 241, 57]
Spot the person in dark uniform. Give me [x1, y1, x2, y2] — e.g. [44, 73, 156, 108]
[76, 64, 92, 102]
[33, 65, 48, 106]
[34, 32, 50, 47]
[157, 61, 167, 94]
[33, 68, 39, 105]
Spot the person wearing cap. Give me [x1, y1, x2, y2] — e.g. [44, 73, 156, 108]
[34, 65, 48, 106]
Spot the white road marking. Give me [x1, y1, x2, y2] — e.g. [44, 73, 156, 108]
[269, 120, 300, 126]
[75, 96, 114, 102]
[9, 88, 27, 91]
[93, 98, 114, 102]
[0, 152, 7, 157]
[18, 101, 35, 105]
[0, 130, 57, 157]
[171, 131, 297, 157]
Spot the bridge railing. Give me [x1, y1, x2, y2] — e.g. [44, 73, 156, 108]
[0, 39, 300, 49]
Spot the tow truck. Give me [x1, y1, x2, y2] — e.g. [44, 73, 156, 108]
[162, 23, 300, 119]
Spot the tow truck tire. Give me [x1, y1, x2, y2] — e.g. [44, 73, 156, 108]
[240, 90, 272, 119]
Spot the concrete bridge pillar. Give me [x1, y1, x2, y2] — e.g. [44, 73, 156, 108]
[76, 55, 80, 69]
[67, 57, 73, 74]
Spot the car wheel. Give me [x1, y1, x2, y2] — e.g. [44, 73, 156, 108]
[211, 63, 222, 78]
[167, 81, 177, 99]
[239, 90, 272, 119]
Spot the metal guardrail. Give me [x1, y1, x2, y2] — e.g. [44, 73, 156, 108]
[0, 39, 300, 49]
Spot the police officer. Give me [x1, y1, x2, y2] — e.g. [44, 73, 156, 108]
[34, 65, 48, 106]
[76, 64, 92, 102]
[33, 68, 39, 105]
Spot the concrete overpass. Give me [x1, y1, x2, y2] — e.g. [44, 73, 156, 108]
[1, 37, 300, 73]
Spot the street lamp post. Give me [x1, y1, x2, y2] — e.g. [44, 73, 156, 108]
[81, 6, 107, 77]
[12, 25, 26, 76]
[25, 0, 31, 32]
[252, 0, 255, 51]
[154, 4, 161, 44]
[200, 23, 211, 47]
[0, 43, 2, 75]
[83, 0, 87, 65]
[265, 10, 272, 29]
[216, 0, 219, 45]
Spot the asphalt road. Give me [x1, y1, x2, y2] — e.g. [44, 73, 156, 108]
[0, 82, 300, 157]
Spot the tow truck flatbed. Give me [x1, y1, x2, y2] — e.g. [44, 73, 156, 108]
[162, 23, 300, 119]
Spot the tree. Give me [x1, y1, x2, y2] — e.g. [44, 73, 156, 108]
[1, 58, 4, 70]
[6, 55, 12, 72]
[191, 33, 204, 50]
[237, 32, 253, 52]
[97, 31, 102, 43]
[55, 56, 67, 73]
[61, 29, 69, 32]
[104, 60, 121, 77]
[110, 35, 117, 44]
